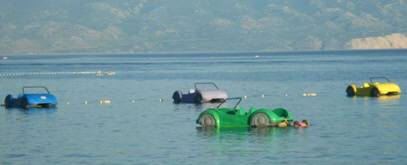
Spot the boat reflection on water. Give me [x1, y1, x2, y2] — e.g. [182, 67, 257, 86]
[351, 94, 401, 108]
[173, 102, 220, 112]
[377, 95, 401, 102]
[196, 126, 294, 137]
[376, 95, 401, 108]
[24, 108, 57, 114]
[351, 95, 401, 102]
[351, 95, 401, 101]
[4, 107, 57, 114]
[249, 127, 292, 136]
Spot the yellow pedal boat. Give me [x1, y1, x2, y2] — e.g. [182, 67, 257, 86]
[346, 77, 401, 97]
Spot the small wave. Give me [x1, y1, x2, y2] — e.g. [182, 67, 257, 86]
[4, 153, 26, 158]
[63, 153, 106, 158]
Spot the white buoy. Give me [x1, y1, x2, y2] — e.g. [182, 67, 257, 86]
[159, 98, 163, 102]
[244, 95, 248, 99]
[2, 56, 8, 60]
[261, 94, 265, 98]
[303, 93, 317, 97]
[95, 71, 116, 77]
[66, 102, 70, 105]
[84, 101, 88, 104]
[131, 100, 136, 103]
[95, 71, 103, 77]
[99, 99, 112, 104]
[105, 71, 116, 76]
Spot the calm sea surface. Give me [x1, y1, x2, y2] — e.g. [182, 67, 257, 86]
[1, 50, 406, 164]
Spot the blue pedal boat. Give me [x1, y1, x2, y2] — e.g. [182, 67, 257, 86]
[4, 86, 57, 109]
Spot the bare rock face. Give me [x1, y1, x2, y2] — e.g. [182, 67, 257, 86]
[346, 33, 407, 49]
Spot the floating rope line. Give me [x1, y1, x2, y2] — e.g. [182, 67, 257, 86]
[0, 71, 116, 77]
[57, 92, 320, 106]
[0, 93, 319, 107]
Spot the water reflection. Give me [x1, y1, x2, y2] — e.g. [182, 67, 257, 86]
[350, 95, 400, 101]
[350, 95, 401, 107]
[24, 108, 57, 114]
[4, 107, 57, 114]
[196, 126, 296, 137]
[173, 103, 221, 112]
[249, 127, 292, 136]
[376, 95, 401, 109]
[377, 95, 400, 102]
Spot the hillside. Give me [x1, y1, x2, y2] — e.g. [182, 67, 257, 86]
[1, 0, 407, 54]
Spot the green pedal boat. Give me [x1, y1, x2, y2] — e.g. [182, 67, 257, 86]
[196, 97, 293, 128]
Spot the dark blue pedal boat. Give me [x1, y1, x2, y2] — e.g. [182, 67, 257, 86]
[4, 86, 57, 109]
[172, 82, 228, 104]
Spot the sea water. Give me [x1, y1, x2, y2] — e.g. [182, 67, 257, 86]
[0, 50, 406, 164]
